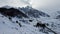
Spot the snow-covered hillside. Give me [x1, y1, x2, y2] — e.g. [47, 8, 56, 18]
[0, 14, 45, 34]
[0, 6, 60, 34]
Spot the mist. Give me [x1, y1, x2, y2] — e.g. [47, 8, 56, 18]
[0, 0, 60, 11]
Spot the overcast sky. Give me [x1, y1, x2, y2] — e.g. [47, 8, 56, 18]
[0, 0, 60, 12]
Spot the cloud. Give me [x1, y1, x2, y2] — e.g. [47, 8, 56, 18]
[20, 0, 30, 4]
[0, 0, 60, 11]
[30, 0, 60, 11]
[0, 0, 31, 7]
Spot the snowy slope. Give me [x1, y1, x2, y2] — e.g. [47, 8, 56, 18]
[0, 6, 60, 34]
[0, 14, 45, 34]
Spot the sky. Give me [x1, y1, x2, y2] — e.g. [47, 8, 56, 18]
[0, 0, 60, 12]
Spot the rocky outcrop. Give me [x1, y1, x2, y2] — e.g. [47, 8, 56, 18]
[0, 7, 28, 18]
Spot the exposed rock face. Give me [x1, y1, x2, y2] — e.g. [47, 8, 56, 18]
[35, 23, 46, 28]
[0, 7, 28, 18]
[56, 15, 60, 19]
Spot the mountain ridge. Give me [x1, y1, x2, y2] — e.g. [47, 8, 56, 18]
[0, 5, 50, 18]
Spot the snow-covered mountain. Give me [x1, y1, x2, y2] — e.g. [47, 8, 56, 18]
[19, 6, 50, 18]
[0, 6, 50, 18]
[0, 6, 60, 34]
